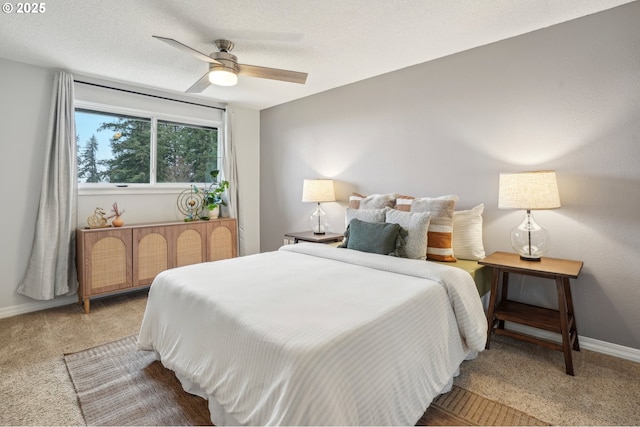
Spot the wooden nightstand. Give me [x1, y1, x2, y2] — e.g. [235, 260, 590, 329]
[283, 231, 344, 245]
[479, 251, 583, 375]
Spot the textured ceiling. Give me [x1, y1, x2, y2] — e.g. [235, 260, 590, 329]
[0, 0, 634, 110]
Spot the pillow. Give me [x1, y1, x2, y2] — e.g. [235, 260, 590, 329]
[410, 195, 458, 262]
[348, 193, 397, 210]
[345, 207, 387, 226]
[453, 204, 486, 261]
[395, 195, 415, 212]
[385, 209, 431, 260]
[341, 218, 406, 256]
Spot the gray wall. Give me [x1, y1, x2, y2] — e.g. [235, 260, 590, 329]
[260, 2, 640, 349]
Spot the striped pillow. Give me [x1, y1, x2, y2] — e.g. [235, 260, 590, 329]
[409, 195, 458, 262]
[395, 195, 414, 212]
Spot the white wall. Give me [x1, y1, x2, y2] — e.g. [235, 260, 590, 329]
[260, 3, 640, 349]
[0, 58, 261, 317]
[0, 58, 57, 313]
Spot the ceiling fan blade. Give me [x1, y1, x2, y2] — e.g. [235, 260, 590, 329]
[238, 64, 308, 84]
[186, 72, 211, 93]
[153, 35, 221, 65]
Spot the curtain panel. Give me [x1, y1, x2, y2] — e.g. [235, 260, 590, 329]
[17, 71, 78, 300]
[222, 107, 242, 255]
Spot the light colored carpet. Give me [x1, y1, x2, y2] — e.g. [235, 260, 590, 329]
[63, 335, 547, 426]
[456, 334, 640, 426]
[1, 290, 639, 425]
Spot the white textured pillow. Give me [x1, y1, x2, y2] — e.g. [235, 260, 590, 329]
[453, 203, 486, 261]
[345, 207, 387, 226]
[385, 209, 431, 260]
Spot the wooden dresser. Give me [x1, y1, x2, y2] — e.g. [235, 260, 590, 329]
[76, 218, 237, 314]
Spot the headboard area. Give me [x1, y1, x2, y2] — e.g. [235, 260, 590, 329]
[344, 192, 490, 299]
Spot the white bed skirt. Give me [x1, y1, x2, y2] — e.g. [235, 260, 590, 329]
[172, 356, 476, 426]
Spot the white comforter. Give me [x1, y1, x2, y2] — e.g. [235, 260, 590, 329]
[137, 243, 487, 426]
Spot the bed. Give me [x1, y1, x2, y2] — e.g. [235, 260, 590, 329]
[137, 242, 487, 425]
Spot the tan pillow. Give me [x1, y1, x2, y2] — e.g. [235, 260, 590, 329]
[410, 195, 458, 262]
[348, 193, 397, 210]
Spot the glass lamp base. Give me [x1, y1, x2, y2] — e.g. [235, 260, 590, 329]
[309, 203, 330, 235]
[510, 210, 550, 261]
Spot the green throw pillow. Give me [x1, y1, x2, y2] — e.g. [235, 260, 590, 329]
[341, 218, 407, 256]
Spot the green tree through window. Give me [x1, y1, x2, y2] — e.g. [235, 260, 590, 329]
[75, 108, 219, 185]
[78, 134, 102, 183]
[98, 116, 151, 183]
[157, 121, 218, 183]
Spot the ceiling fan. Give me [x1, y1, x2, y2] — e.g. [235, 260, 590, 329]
[153, 35, 308, 92]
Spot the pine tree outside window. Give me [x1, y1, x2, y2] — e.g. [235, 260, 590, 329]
[75, 107, 220, 188]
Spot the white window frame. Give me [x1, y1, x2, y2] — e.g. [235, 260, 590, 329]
[76, 100, 224, 196]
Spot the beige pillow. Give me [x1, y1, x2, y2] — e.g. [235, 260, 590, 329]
[348, 193, 397, 210]
[453, 204, 485, 261]
[410, 195, 458, 262]
[385, 209, 431, 260]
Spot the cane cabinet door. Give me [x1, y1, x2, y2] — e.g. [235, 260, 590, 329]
[77, 228, 133, 297]
[133, 226, 171, 287]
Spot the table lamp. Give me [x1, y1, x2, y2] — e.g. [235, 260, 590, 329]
[302, 179, 335, 234]
[498, 170, 561, 261]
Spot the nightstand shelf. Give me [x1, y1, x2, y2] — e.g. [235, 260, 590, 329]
[480, 251, 583, 375]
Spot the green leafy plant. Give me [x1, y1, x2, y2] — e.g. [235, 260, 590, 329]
[200, 170, 229, 212]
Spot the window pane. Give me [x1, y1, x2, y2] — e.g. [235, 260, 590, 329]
[157, 120, 219, 183]
[76, 109, 151, 184]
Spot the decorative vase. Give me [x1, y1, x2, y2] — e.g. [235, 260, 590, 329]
[112, 215, 124, 227]
[209, 207, 220, 219]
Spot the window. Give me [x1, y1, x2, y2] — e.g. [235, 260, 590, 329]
[75, 107, 220, 187]
[156, 120, 219, 184]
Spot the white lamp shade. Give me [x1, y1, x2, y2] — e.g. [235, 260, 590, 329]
[498, 170, 561, 210]
[302, 179, 336, 203]
[209, 68, 238, 86]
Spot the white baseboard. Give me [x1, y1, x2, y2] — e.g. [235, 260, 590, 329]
[506, 322, 640, 363]
[0, 295, 78, 319]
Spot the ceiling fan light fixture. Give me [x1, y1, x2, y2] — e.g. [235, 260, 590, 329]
[209, 67, 238, 86]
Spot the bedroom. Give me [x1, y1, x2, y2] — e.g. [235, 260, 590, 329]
[1, 0, 639, 425]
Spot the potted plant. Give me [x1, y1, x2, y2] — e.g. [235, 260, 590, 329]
[200, 170, 229, 220]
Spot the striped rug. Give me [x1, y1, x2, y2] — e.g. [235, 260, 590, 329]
[64, 335, 547, 426]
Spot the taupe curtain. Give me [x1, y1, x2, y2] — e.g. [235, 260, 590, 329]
[222, 107, 242, 255]
[17, 71, 78, 299]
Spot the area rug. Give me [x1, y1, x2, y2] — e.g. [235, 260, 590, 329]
[64, 335, 548, 426]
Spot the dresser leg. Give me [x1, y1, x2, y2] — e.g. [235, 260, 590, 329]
[83, 298, 90, 314]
